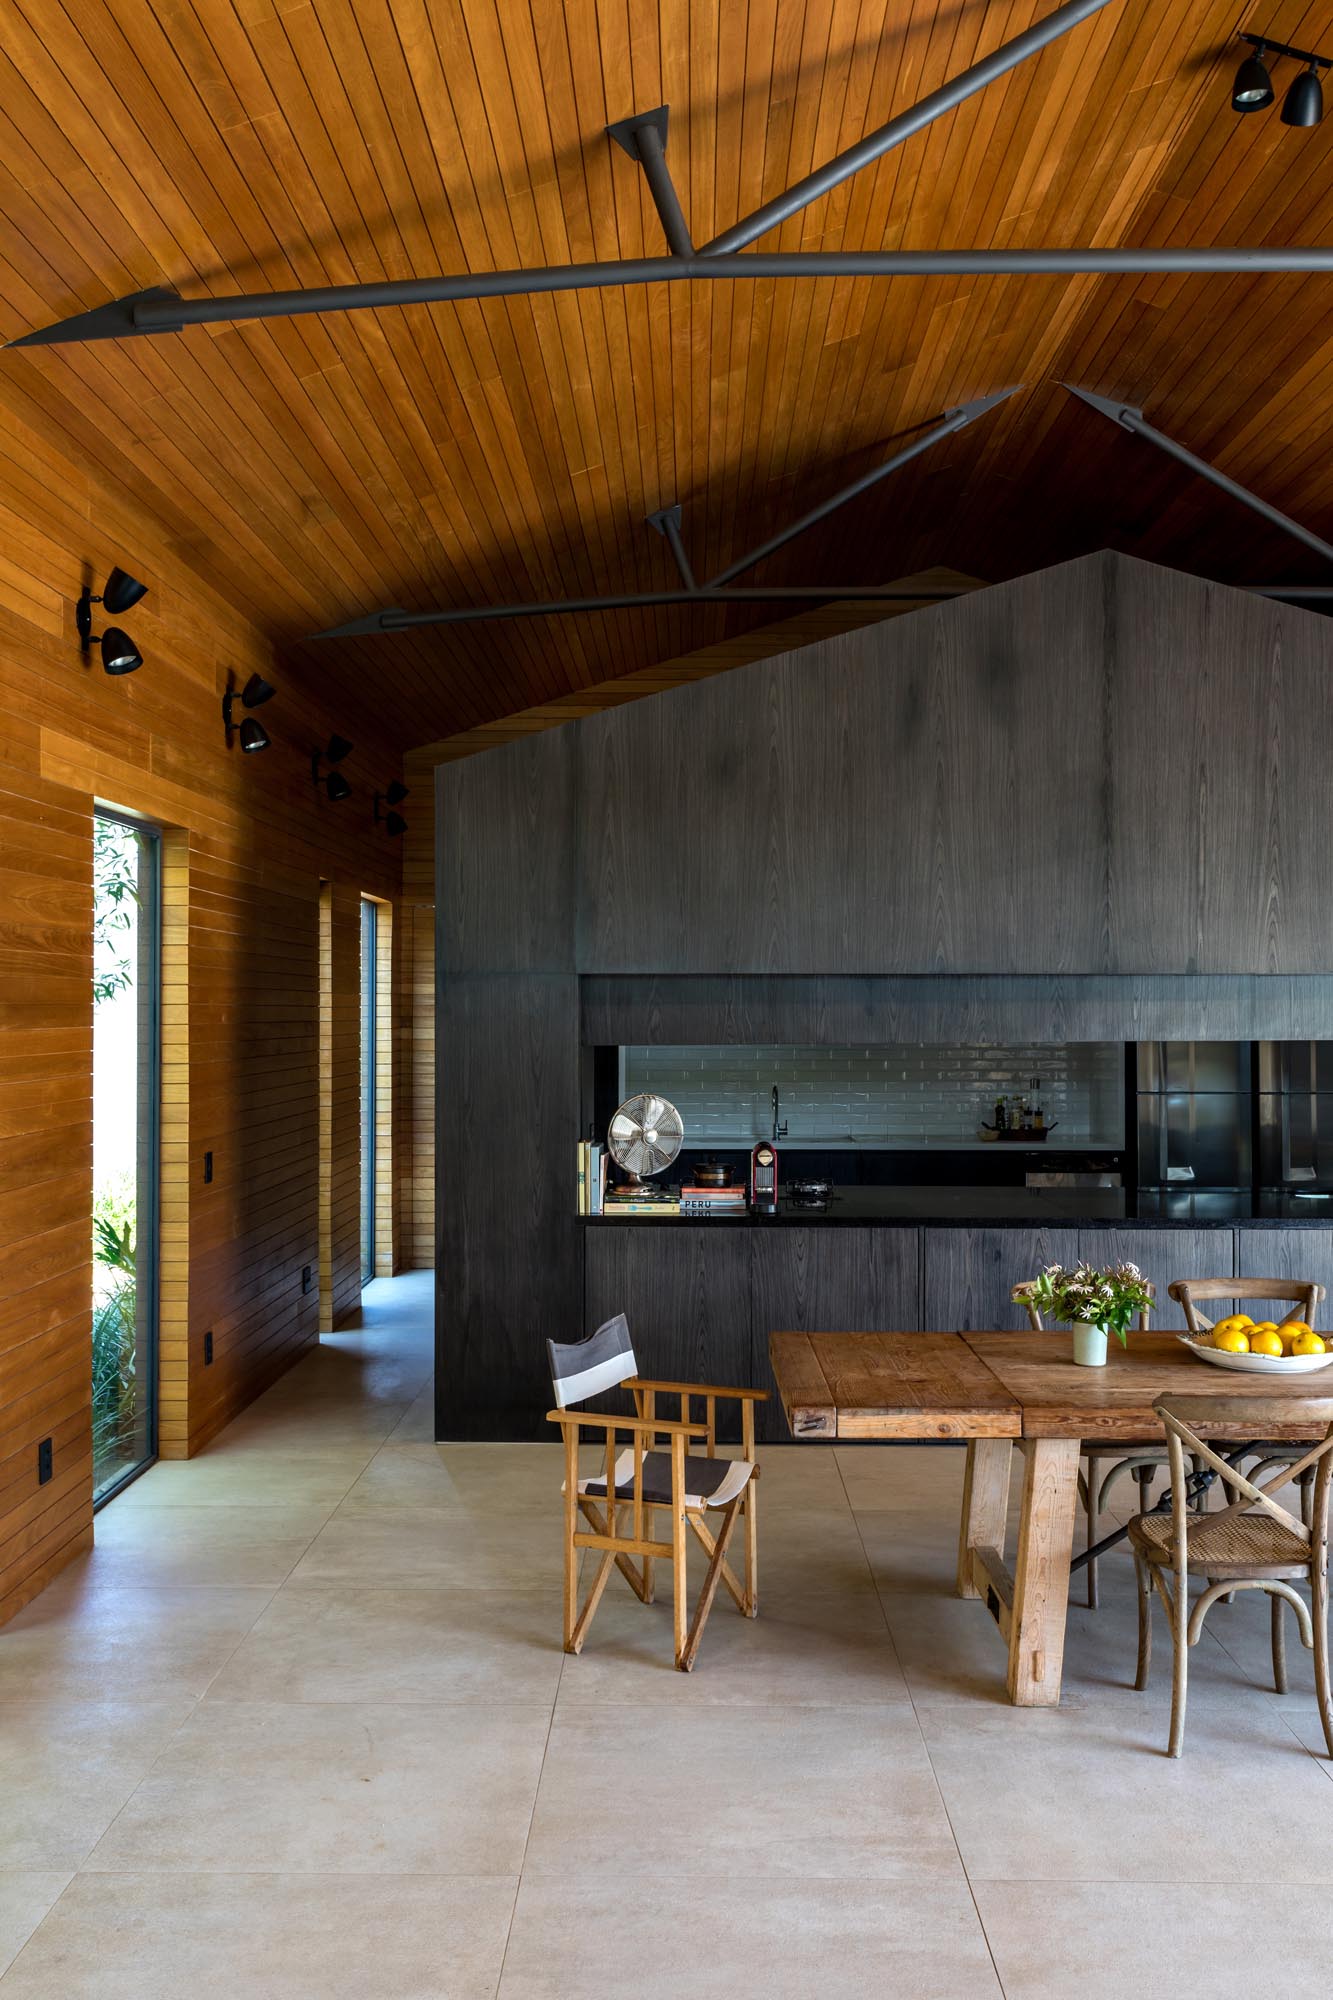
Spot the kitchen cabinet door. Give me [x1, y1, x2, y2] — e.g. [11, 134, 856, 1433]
[1078, 1228, 1233, 1332]
[749, 1229, 920, 1439]
[1235, 1229, 1333, 1329]
[584, 1226, 754, 1441]
[921, 1228, 1081, 1333]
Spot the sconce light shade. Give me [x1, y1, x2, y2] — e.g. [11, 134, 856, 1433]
[102, 566, 149, 615]
[325, 734, 354, 764]
[240, 673, 276, 708]
[325, 769, 352, 802]
[100, 627, 143, 676]
[384, 779, 410, 806]
[1282, 64, 1324, 124]
[1233, 49, 1275, 109]
[385, 810, 407, 838]
[238, 717, 270, 753]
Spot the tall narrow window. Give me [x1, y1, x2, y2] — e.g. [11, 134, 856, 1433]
[360, 896, 377, 1284]
[92, 810, 160, 1504]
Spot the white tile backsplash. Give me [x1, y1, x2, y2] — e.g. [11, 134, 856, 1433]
[621, 1043, 1124, 1148]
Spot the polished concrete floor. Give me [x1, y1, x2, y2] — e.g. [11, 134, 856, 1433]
[2, 1269, 1331, 1996]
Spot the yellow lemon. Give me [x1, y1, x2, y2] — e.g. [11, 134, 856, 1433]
[1212, 1327, 1251, 1353]
[1249, 1327, 1286, 1358]
[1234, 1314, 1255, 1327]
[1292, 1330, 1327, 1357]
[1212, 1314, 1249, 1340]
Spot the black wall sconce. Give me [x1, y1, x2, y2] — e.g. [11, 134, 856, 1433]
[374, 779, 409, 837]
[312, 733, 354, 801]
[76, 565, 148, 675]
[1232, 33, 1330, 125]
[222, 672, 276, 752]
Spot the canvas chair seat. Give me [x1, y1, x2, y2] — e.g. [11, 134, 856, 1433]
[580, 1449, 755, 1512]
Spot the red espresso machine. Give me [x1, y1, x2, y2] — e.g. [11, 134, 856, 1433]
[750, 1140, 779, 1213]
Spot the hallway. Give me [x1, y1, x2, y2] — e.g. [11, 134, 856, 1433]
[2, 1272, 1332, 1997]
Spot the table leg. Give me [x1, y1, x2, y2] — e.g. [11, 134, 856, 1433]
[1007, 1436, 1081, 1707]
[957, 1439, 1012, 1598]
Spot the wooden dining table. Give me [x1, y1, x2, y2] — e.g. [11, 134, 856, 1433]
[769, 1328, 1333, 1707]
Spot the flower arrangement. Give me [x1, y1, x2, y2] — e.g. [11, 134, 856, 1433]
[1012, 1261, 1154, 1346]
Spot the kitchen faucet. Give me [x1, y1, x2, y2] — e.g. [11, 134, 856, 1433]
[771, 1086, 789, 1142]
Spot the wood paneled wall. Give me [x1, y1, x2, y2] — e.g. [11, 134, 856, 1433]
[436, 552, 1333, 1436]
[0, 395, 403, 1628]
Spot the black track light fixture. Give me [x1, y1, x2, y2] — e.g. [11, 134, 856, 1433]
[1232, 42, 1274, 111]
[1232, 33, 1329, 122]
[373, 788, 408, 836]
[222, 671, 276, 752]
[312, 734, 354, 800]
[101, 565, 149, 614]
[1283, 62, 1325, 126]
[76, 595, 143, 675]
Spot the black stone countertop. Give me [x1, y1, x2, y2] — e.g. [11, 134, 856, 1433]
[580, 1187, 1333, 1228]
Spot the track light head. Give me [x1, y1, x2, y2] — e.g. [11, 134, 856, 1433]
[385, 810, 407, 838]
[1283, 63, 1324, 125]
[384, 779, 410, 807]
[240, 673, 276, 708]
[325, 769, 352, 802]
[238, 716, 270, 753]
[1233, 47, 1275, 110]
[99, 627, 143, 676]
[101, 565, 148, 615]
[325, 733, 353, 764]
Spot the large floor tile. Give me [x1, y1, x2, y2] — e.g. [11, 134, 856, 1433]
[0, 1874, 70, 1978]
[499, 1877, 1002, 2000]
[207, 1584, 566, 1704]
[112, 1447, 377, 1509]
[836, 1442, 969, 1512]
[919, 1687, 1333, 1881]
[343, 1442, 568, 1513]
[384, 1387, 437, 1443]
[289, 1504, 566, 1589]
[84, 1700, 550, 1876]
[749, 1505, 878, 1597]
[0, 1872, 515, 1999]
[554, 1581, 910, 1705]
[0, 1578, 274, 1701]
[0, 1699, 194, 1869]
[83, 1504, 332, 1589]
[216, 1400, 410, 1449]
[525, 1703, 961, 1881]
[974, 1879, 1333, 1999]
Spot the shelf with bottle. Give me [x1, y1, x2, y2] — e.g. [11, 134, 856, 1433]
[980, 1080, 1057, 1142]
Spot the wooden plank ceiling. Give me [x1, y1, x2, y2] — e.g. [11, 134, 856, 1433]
[4, 0, 1333, 753]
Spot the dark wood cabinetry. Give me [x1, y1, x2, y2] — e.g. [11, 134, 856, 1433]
[1236, 1229, 1333, 1312]
[921, 1228, 1081, 1331]
[749, 1231, 918, 1428]
[584, 1227, 754, 1440]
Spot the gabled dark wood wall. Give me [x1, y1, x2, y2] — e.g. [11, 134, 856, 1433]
[436, 552, 1333, 1437]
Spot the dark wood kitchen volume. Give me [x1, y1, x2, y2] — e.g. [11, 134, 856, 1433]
[436, 552, 1333, 1440]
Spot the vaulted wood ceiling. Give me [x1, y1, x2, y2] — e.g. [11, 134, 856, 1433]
[5, 0, 1333, 752]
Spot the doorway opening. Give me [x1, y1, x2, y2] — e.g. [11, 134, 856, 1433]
[360, 896, 391, 1284]
[92, 809, 161, 1504]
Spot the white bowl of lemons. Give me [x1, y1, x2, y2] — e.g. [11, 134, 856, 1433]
[1177, 1314, 1333, 1374]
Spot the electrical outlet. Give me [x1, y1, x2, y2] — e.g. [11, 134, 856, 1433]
[302, 1264, 313, 1295]
[203, 1150, 213, 1184]
[204, 1330, 214, 1365]
[37, 1437, 53, 1485]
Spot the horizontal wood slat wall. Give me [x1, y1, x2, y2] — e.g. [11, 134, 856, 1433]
[0, 393, 403, 1627]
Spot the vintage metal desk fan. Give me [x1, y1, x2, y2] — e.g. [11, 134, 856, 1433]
[607, 1092, 683, 1200]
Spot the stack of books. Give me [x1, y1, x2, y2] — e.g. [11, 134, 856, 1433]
[679, 1184, 748, 1217]
[576, 1140, 607, 1215]
[602, 1190, 681, 1217]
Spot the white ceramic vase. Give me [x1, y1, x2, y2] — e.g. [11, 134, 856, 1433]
[1071, 1322, 1109, 1367]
